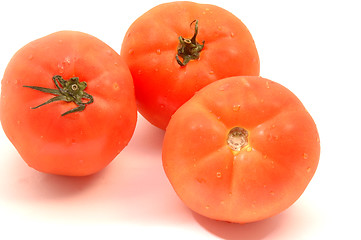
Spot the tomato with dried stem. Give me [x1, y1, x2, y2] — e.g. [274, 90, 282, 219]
[121, 1, 260, 129]
[162, 76, 320, 223]
[0, 31, 137, 176]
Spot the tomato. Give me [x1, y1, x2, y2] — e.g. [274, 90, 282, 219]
[0, 31, 137, 176]
[162, 76, 320, 223]
[121, 1, 260, 129]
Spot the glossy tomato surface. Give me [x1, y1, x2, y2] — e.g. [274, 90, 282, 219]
[162, 76, 320, 223]
[0, 31, 137, 176]
[121, 1, 260, 129]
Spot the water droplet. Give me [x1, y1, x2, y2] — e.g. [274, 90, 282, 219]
[303, 153, 309, 159]
[114, 62, 118, 66]
[232, 104, 241, 112]
[209, 70, 214, 74]
[271, 124, 276, 129]
[40, 135, 44, 139]
[217, 26, 222, 30]
[160, 104, 165, 109]
[196, 177, 206, 183]
[14, 79, 18, 84]
[269, 191, 275, 196]
[113, 82, 119, 90]
[58, 39, 63, 44]
[128, 49, 134, 55]
[265, 81, 270, 89]
[307, 167, 311, 173]
[216, 172, 222, 178]
[316, 137, 320, 143]
[106, 49, 112, 55]
[263, 154, 268, 159]
[246, 146, 252, 152]
[230, 32, 235, 38]
[28, 55, 33, 60]
[137, 70, 142, 75]
[205, 205, 210, 210]
[156, 49, 161, 55]
[58, 63, 64, 73]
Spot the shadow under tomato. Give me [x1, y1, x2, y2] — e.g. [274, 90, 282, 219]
[192, 210, 287, 240]
[2, 152, 107, 201]
[125, 114, 165, 155]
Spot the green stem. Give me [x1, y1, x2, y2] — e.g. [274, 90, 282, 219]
[176, 20, 205, 67]
[23, 75, 94, 116]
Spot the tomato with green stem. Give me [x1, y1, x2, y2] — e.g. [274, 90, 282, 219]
[121, 1, 260, 129]
[162, 76, 320, 223]
[0, 31, 137, 176]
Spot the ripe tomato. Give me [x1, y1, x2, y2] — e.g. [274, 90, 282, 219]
[162, 76, 320, 223]
[0, 31, 137, 176]
[121, 1, 260, 129]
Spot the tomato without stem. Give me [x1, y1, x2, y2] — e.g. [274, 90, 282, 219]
[0, 31, 137, 176]
[121, 1, 260, 129]
[162, 76, 320, 223]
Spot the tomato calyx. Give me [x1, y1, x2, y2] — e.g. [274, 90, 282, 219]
[23, 75, 94, 116]
[176, 20, 205, 67]
[227, 127, 249, 154]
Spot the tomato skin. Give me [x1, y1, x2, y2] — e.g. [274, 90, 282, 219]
[162, 76, 320, 223]
[0, 31, 137, 176]
[121, 1, 260, 129]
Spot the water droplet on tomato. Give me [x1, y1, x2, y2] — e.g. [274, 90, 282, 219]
[216, 172, 222, 178]
[58, 63, 64, 73]
[230, 32, 235, 38]
[128, 49, 134, 55]
[232, 104, 241, 112]
[266, 81, 270, 89]
[269, 191, 275, 196]
[205, 205, 210, 210]
[106, 49, 112, 55]
[307, 167, 311, 173]
[209, 70, 214, 74]
[156, 49, 161, 55]
[28, 55, 33, 60]
[246, 146, 252, 152]
[303, 153, 309, 159]
[196, 177, 206, 183]
[113, 82, 119, 90]
[58, 39, 63, 44]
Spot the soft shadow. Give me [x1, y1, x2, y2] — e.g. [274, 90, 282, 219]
[193, 211, 286, 240]
[3, 152, 108, 201]
[126, 115, 165, 154]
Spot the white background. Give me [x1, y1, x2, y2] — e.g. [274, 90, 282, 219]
[0, 0, 360, 239]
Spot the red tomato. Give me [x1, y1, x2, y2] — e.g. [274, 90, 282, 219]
[162, 76, 320, 223]
[0, 31, 137, 176]
[121, 1, 260, 129]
